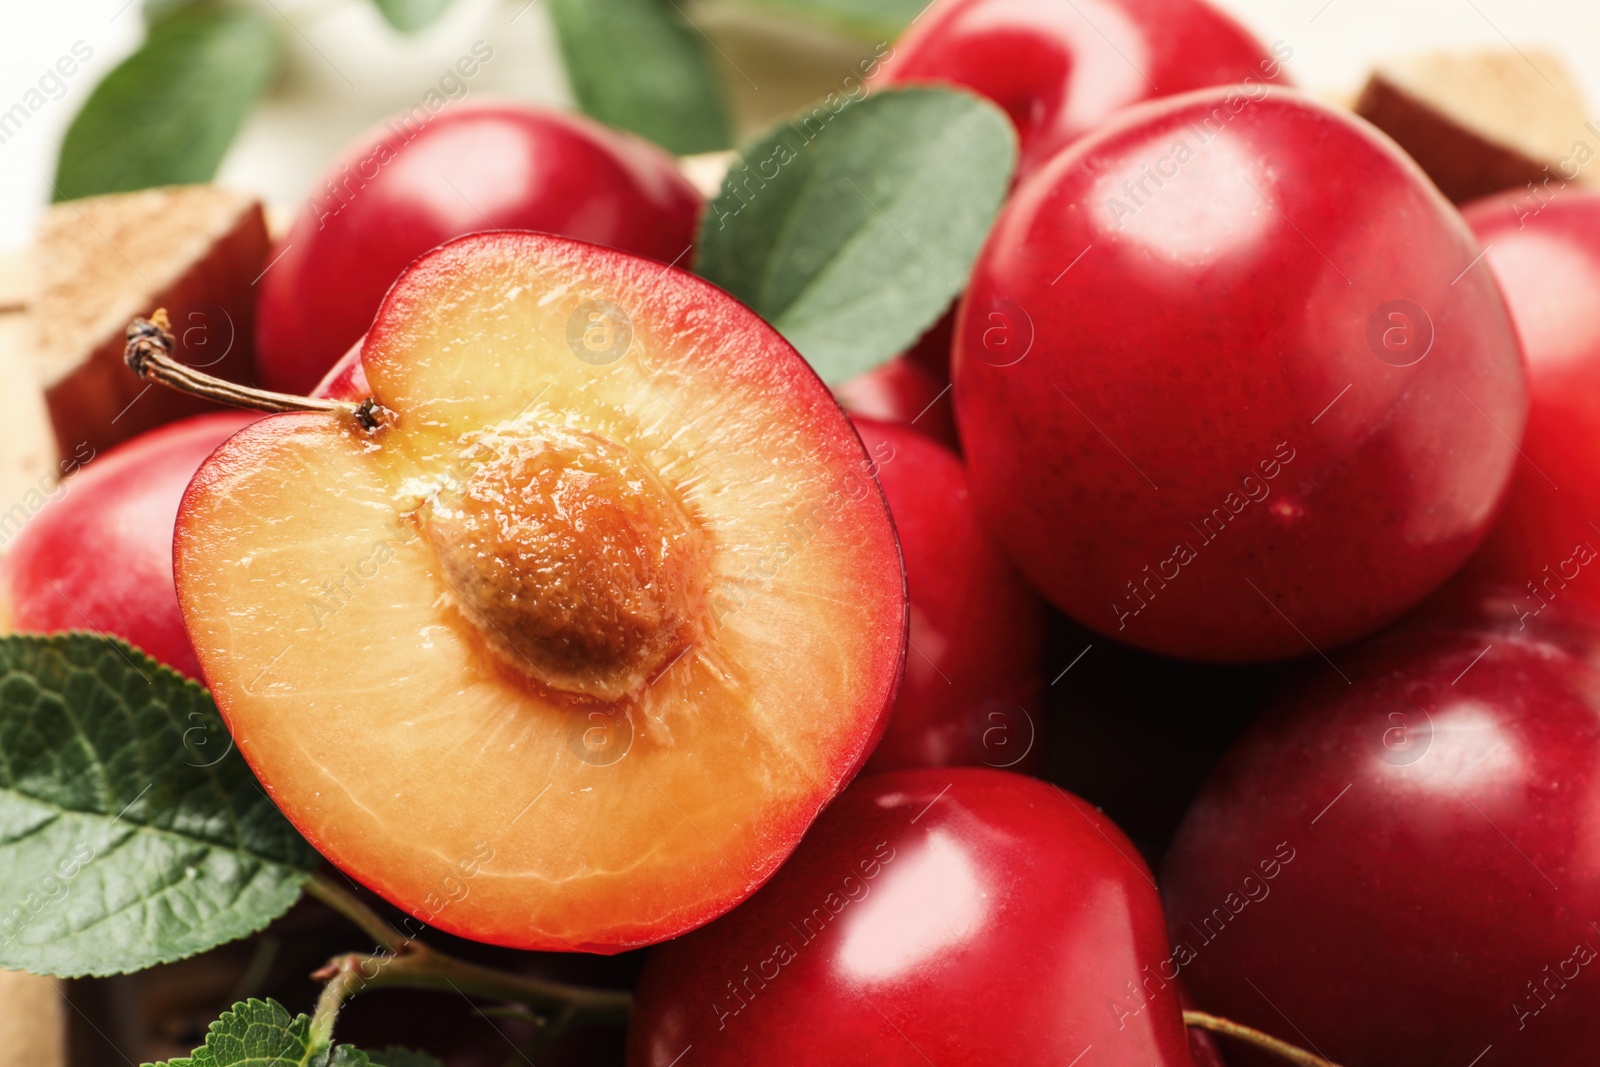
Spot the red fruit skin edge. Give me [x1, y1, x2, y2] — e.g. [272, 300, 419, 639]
[2, 412, 257, 678]
[877, 0, 1290, 181]
[851, 416, 1045, 775]
[257, 100, 703, 395]
[1456, 189, 1600, 618]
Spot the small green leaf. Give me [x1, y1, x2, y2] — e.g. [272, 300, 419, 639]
[550, 0, 732, 154]
[364, 1050, 445, 1067]
[0, 635, 320, 978]
[695, 86, 1015, 384]
[371, 0, 455, 33]
[54, 6, 280, 201]
[141, 999, 381, 1067]
[719, 0, 923, 39]
[142, 999, 318, 1066]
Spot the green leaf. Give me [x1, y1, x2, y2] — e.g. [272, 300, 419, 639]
[139, 998, 386, 1067]
[364, 1050, 444, 1067]
[550, 0, 732, 154]
[719, 0, 924, 39]
[695, 86, 1015, 384]
[371, 0, 455, 33]
[53, 6, 280, 202]
[0, 635, 320, 978]
[142, 999, 318, 1066]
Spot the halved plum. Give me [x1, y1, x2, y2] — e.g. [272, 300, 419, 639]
[173, 233, 906, 953]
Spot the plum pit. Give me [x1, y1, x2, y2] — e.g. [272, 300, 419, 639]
[419, 424, 707, 703]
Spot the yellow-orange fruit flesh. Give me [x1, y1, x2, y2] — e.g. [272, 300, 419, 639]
[175, 234, 906, 952]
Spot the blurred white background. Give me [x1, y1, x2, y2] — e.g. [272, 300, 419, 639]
[1, 0, 1595, 248]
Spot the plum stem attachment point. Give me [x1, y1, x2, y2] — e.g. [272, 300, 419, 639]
[1183, 1010, 1343, 1067]
[123, 310, 391, 432]
[304, 871, 630, 1052]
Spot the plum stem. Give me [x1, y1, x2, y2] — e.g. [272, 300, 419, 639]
[304, 871, 631, 1051]
[123, 310, 390, 431]
[304, 871, 409, 954]
[1183, 1010, 1343, 1066]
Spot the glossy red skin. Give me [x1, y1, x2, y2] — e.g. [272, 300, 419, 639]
[878, 0, 1287, 180]
[836, 356, 959, 450]
[852, 419, 1043, 772]
[629, 768, 1197, 1067]
[313, 340, 368, 401]
[1188, 1034, 1227, 1067]
[2, 413, 256, 677]
[954, 88, 1527, 661]
[1182, 992, 1229, 1067]
[1162, 585, 1600, 1065]
[1458, 191, 1600, 615]
[257, 102, 702, 395]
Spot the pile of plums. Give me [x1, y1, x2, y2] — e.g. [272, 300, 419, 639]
[15, 0, 1599, 1062]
